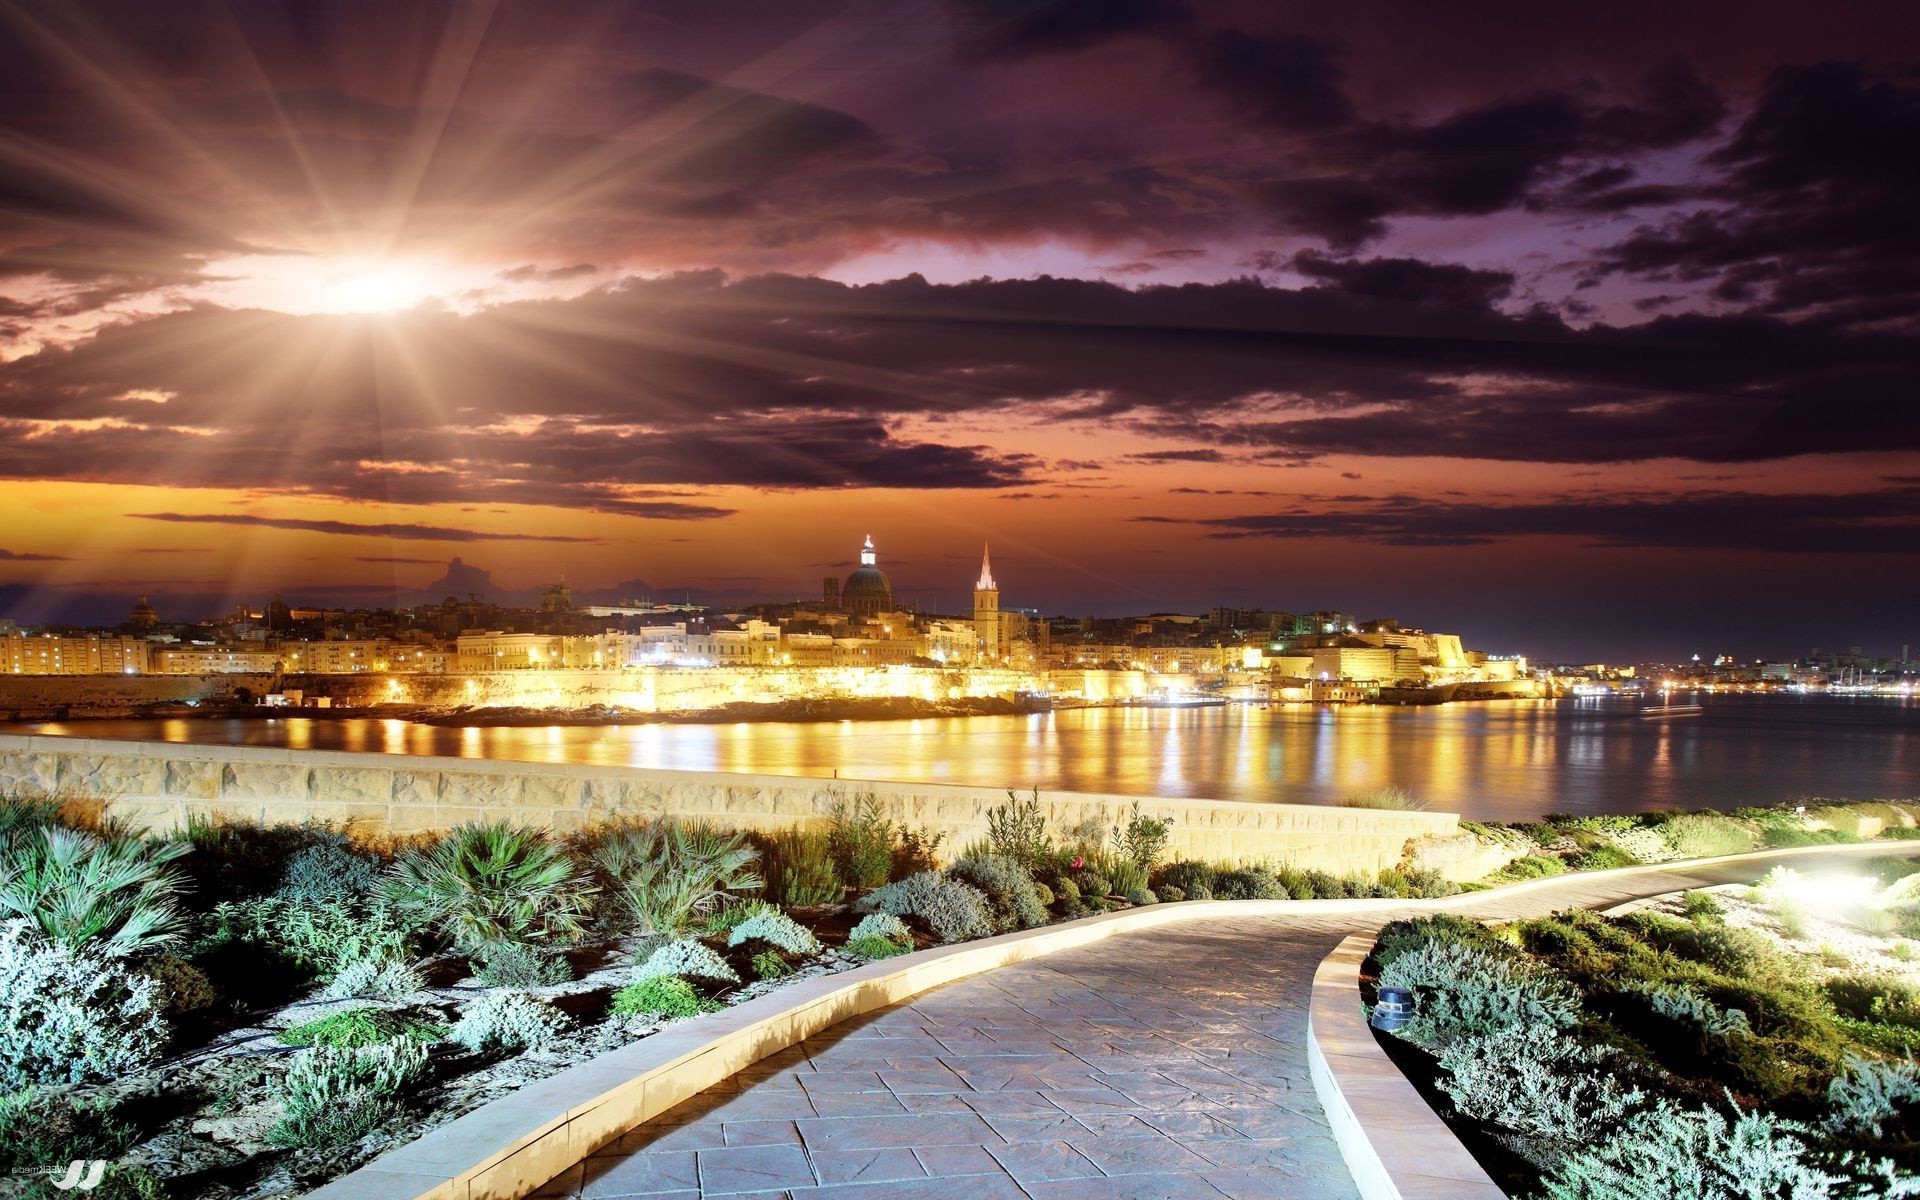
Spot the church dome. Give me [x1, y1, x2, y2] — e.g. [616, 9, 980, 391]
[841, 535, 894, 616]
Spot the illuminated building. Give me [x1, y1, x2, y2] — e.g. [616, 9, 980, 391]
[838, 535, 895, 616]
[973, 544, 1001, 661]
[3, 632, 151, 675]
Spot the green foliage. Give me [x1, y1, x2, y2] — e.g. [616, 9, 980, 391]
[847, 935, 910, 960]
[0, 792, 69, 841]
[849, 912, 910, 944]
[177, 814, 336, 907]
[1212, 866, 1285, 900]
[1108, 801, 1174, 870]
[0, 826, 189, 956]
[325, 957, 427, 1001]
[1569, 843, 1639, 872]
[1152, 861, 1214, 897]
[751, 950, 792, 980]
[1158, 885, 1186, 902]
[985, 789, 1052, 874]
[195, 895, 411, 980]
[1374, 915, 1513, 970]
[1659, 812, 1759, 860]
[612, 975, 721, 1019]
[589, 819, 761, 936]
[1625, 980, 1751, 1037]
[1404, 868, 1460, 899]
[1825, 1054, 1920, 1139]
[1340, 786, 1430, 811]
[277, 1007, 441, 1048]
[1052, 875, 1081, 906]
[448, 991, 566, 1052]
[0, 920, 168, 1089]
[1484, 853, 1568, 884]
[383, 823, 595, 953]
[700, 898, 776, 938]
[143, 953, 215, 1016]
[276, 839, 381, 905]
[1539, 1101, 1908, 1200]
[1071, 869, 1112, 898]
[1125, 887, 1157, 906]
[0, 1087, 139, 1172]
[1825, 973, 1920, 1030]
[949, 854, 1048, 931]
[860, 871, 994, 943]
[268, 1040, 429, 1148]
[472, 940, 571, 987]
[1682, 890, 1726, 921]
[634, 938, 739, 985]
[891, 824, 946, 879]
[826, 792, 895, 889]
[1437, 1028, 1645, 1156]
[726, 909, 821, 955]
[757, 827, 841, 906]
[1105, 858, 1149, 897]
[1378, 938, 1580, 1051]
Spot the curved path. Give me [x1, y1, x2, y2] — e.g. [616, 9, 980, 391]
[533, 847, 1917, 1200]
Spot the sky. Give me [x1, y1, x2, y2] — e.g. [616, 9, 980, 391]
[0, 0, 1917, 662]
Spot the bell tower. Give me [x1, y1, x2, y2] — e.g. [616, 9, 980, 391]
[972, 544, 1001, 662]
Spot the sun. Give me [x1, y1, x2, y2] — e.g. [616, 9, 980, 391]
[197, 251, 480, 316]
[315, 262, 442, 314]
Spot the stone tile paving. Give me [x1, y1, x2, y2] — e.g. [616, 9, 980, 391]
[534, 847, 1915, 1200]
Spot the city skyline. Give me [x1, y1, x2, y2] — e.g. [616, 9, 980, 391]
[2, 1, 1918, 661]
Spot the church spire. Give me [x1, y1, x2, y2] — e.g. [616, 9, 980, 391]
[860, 534, 876, 567]
[975, 543, 996, 591]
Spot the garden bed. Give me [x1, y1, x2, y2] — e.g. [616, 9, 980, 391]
[1366, 859, 1920, 1197]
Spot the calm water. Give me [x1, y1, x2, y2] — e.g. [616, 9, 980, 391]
[9, 695, 1918, 822]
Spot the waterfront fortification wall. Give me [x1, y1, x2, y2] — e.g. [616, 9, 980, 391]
[0, 733, 1457, 873]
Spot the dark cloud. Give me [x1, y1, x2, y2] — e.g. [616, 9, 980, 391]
[1190, 30, 1353, 131]
[1151, 485, 1920, 554]
[1289, 250, 1515, 310]
[128, 513, 599, 543]
[0, 548, 69, 561]
[956, 0, 1190, 61]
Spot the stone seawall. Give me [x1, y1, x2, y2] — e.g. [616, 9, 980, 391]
[0, 733, 1457, 874]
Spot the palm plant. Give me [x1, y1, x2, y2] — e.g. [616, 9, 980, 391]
[382, 823, 595, 952]
[591, 819, 761, 936]
[0, 825, 190, 956]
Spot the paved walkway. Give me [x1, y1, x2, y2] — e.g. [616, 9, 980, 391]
[534, 848, 1916, 1200]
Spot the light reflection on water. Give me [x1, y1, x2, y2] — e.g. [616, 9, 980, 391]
[10, 694, 1918, 822]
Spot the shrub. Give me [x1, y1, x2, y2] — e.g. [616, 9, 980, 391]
[1484, 854, 1567, 884]
[1053, 876, 1082, 906]
[1404, 868, 1460, 899]
[1659, 812, 1757, 860]
[1303, 869, 1349, 898]
[1610, 825, 1681, 864]
[1825, 973, 1920, 1030]
[143, 953, 216, 1015]
[1071, 870, 1112, 898]
[1126, 887, 1157, 906]
[1682, 890, 1726, 921]
[726, 909, 821, 956]
[472, 939, 571, 987]
[0, 826, 189, 956]
[1214, 867, 1285, 900]
[1153, 861, 1215, 897]
[1378, 939, 1580, 1050]
[268, 1040, 429, 1148]
[326, 957, 427, 1002]
[1032, 880, 1056, 906]
[859, 871, 994, 943]
[948, 854, 1048, 931]
[1627, 980, 1751, 1037]
[0, 791, 69, 841]
[1570, 843, 1639, 872]
[1109, 801, 1174, 870]
[826, 792, 895, 889]
[1341, 787, 1429, 811]
[891, 824, 946, 878]
[590, 819, 761, 936]
[612, 975, 721, 1019]
[1106, 859, 1149, 897]
[277, 840, 381, 905]
[0, 920, 168, 1088]
[0, 1086, 139, 1173]
[195, 895, 411, 980]
[847, 935, 911, 960]
[384, 823, 594, 952]
[278, 1007, 441, 1048]
[1826, 1054, 1920, 1139]
[635, 938, 739, 985]
[1438, 1028, 1645, 1155]
[849, 912, 911, 944]
[759, 827, 841, 906]
[1159, 885, 1186, 902]
[1540, 1101, 1905, 1200]
[985, 789, 1053, 874]
[448, 992, 566, 1052]
[1375, 915, 1511, 969]
[751, 950, 792, 980]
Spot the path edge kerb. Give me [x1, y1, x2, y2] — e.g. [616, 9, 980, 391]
[1306, 933, 1504, 1200]
[302, 840, 1913, 1200]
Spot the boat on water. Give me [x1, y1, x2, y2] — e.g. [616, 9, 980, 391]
[1640, 695, 1705, 719]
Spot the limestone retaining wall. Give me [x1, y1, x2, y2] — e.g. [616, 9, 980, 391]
[0, 733, 1457, 873]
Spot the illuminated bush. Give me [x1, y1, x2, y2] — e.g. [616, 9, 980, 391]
[726, 909, 820, 956]
[1378, 939, 1579, 1050]
[0, 920, 168, 1089]
[634, 938, 739, 985]
[859, 871, 993, 943]
[449, 992, 566, 1052]
[948, 854, 1047, 930]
